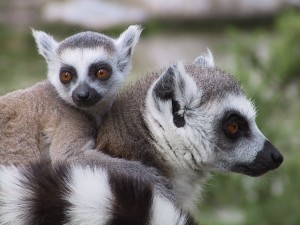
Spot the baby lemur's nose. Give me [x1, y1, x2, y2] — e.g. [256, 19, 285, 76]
[72, 83, 102, 107]
[76, 91, 90, 101]
[73, 83, 92, 102]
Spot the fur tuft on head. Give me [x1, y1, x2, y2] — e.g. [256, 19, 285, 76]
[193, 48, 215, 68]
[32, 29, 58, 63]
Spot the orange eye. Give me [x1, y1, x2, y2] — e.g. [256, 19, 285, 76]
[96, 68, 110, 80]
[227, 122, 239, 135]
[60, 71, 73, 84]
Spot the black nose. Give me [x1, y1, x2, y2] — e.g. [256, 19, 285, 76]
[271, 151, 284, 166]
[76, 91, 90, 101]
[72, 83, 102, 107]
[262, 140, 284, 168]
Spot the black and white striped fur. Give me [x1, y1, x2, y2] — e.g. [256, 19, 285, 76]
[0, 160, 196, 225]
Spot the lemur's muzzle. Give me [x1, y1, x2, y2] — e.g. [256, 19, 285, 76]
[232, 140, 283, 177]
[72, 83, 102, 107]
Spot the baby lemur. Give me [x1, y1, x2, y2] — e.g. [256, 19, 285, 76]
[0, 25, 142, 164]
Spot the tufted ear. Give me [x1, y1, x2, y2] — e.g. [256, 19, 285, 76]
[193, 48, 215, 68]
[152, 63, 200, 127]
[32, 29, 58, 63]
[115, 25, 143, 73]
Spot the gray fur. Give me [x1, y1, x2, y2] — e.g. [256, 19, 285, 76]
[57, 31, 116, 54]
[185, 65, 243, 103]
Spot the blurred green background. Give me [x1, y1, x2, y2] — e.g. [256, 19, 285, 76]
[0, 1, 299, 224]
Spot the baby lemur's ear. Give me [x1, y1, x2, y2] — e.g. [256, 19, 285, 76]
[32, 29, 58, 63]
[194, 48, 215, 68]
[115, 25, 143, 72]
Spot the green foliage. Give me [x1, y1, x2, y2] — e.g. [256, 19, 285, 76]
[0, 25, 46, 94]
[269, 11, 300, 82]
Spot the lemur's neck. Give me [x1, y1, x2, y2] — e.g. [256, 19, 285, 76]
[96, 74, 171, 175]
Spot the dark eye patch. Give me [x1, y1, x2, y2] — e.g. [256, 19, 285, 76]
[59, 65, 77, 84]
[222, 111, 250, 141]
[88, 61, 112, 81]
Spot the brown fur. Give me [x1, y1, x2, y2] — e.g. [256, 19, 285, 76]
[97, 70, 167, 171]
[0, 81, 96, 165]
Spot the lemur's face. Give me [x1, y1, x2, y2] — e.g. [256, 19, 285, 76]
[53, 44, 121, 108]
[198, 94, 283, 176]
[33, 26, 142, 109]
[146, 57, 283, 177]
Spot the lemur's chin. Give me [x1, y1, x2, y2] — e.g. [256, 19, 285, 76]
[231, 164, 277, 177]
[74, 101, 100, 108]
[231, 140, 283, 177]
[72, 95, 102, 108]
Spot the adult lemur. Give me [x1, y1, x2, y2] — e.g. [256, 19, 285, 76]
[0, 25, 142, 164]
[0, 52, 283, 224]
[96, 51, 283, 216]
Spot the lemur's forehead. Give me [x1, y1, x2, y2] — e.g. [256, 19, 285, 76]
[57, 31, 116, 55]
[220, 94, 256, 120]
[59, 48, 109, 70]
[185, 64, 243, 103]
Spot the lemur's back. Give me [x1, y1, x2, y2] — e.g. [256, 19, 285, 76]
[0, 81, 95, 165]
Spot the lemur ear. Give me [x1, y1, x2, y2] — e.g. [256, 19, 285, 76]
[153, 63, 200, 127]
[152, 66, 176, 100]
[32, 29, 58, 62]
[194, 48, 215, 68]
[116, 25, 143, 72]
[153, 63, 198, 101]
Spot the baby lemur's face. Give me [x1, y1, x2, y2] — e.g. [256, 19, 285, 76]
[53, 34, 123, 109]
[33, 26, 142, 109]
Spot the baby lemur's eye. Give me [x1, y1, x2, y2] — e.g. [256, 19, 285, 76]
[96, 68, 110, 80]
[60, 71, 73, 84]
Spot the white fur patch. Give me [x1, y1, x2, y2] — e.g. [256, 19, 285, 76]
[59, 48, 109, 83]
[65, 166, 113, 225]
[145, 64, 207, 215]
[223, 94, 256, 120]
[0, 166, 31, 225]
[150, 194, 188, 225]
[223, 94, 264, 162]
[145, 63, 202, 170]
